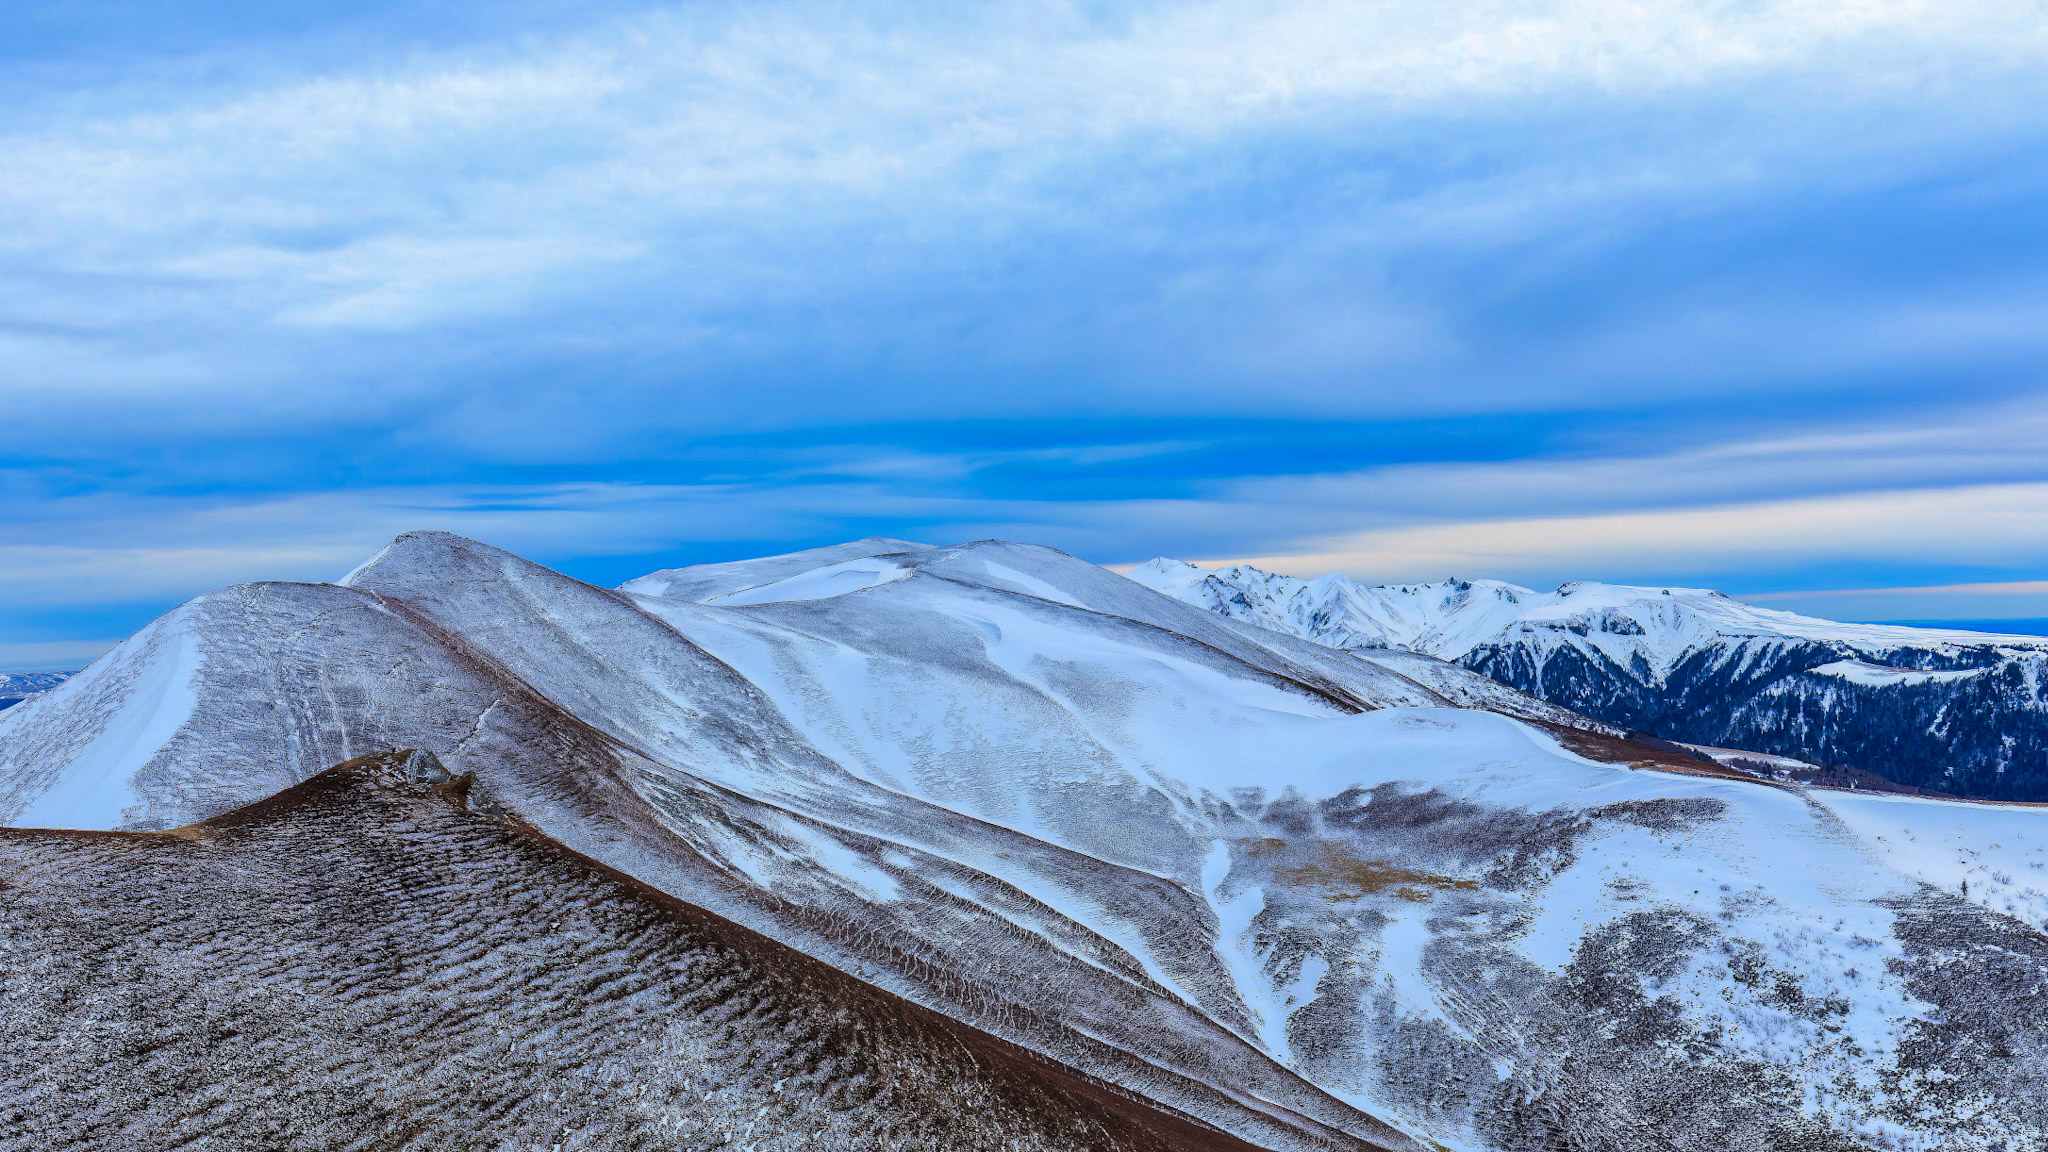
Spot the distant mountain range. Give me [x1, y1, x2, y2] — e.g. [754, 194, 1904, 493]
[0, 672, 70, 711]
[1132, 559, 2048, 801]
[5, 532, 2045, 1149]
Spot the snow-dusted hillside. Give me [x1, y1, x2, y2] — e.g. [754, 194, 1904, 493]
[1134, 559, 2048, 800]
[4, 533, 2046, 1151]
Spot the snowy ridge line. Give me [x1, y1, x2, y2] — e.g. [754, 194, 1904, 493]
[1128, 558, 2048, 663]
[913, 564, 1444, 719]
[356, 533, 1414, 1150]
[4, 543, 1406, 1150]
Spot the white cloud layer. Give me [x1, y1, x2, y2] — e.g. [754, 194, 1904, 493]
[15, 407, 2048, 625]
[1220, 482, 2048, 581]
[6, 0, 2048, 414]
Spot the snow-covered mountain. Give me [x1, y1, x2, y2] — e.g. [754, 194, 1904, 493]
[4, 533, 2046, 1150]
[0, 671, 69, 711]
[1133, 559, 2048, 801]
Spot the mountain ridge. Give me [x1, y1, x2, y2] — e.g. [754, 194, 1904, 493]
[1131, 558, 2048, 800]
[6, 532, 2047, 1149]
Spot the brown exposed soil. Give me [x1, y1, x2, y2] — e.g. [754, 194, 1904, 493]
[1531, 721, 1770, 783]
[1243, 838, 1480, 903]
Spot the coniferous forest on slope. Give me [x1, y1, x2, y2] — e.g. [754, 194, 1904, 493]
[1464, 640, 2048, 802]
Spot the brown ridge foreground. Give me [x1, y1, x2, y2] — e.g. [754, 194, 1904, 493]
[0, 752, 1289, 1152]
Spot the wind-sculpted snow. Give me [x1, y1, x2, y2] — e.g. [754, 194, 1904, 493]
[617, 536, 931, 602]
[1136, 558, 2048, 800]
[4, 532, 2047, 1150]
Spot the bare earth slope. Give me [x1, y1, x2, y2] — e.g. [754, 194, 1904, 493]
[0, 751, 1268, 1152]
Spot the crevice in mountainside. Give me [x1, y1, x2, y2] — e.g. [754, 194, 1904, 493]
[0, 751, 1305, 1152]
[615, 764, 1400, 1151]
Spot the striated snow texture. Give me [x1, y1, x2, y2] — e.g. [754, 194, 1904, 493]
[0, 751, 1263, 1152]
[3, 533, 2046, 1151]
[1133, 558, 2048, 800]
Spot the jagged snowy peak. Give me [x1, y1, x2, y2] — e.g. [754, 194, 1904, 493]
[1130, 560, 1548, 657]
[1131, 558, 2048, 668]
[5, 532, 2048, 1150]
[1134, 558, 2048, 801]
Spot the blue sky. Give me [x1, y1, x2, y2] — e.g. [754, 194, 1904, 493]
[8, 0, 2048, 668]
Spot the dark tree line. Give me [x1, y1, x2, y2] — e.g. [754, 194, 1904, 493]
[1462, 640, 2048, 802]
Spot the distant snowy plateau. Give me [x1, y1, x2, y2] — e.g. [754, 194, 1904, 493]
[3, 534, 2046, 1151]
[1134, 559, 2048, 803]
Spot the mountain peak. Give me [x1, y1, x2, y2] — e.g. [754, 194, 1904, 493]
[339, 529, 513, 588]
[1134, 556, 2048, 800]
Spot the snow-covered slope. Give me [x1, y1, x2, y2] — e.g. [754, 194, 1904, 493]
[4, 533, 2046, 1151]
[618, 536, 931, 603]
[1134, 559, 2048, 800]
